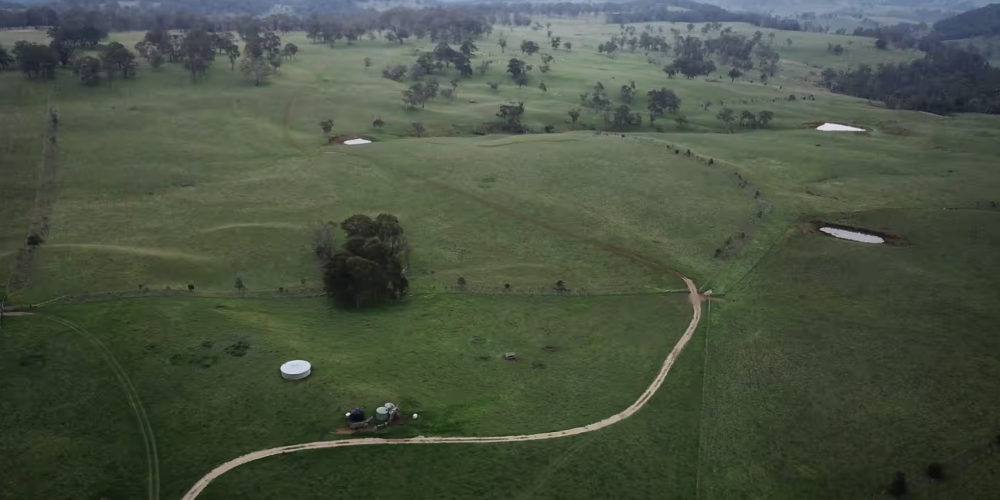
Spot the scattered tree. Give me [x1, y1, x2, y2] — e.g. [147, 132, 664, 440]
[728, 67, 743, 82]
[675, 115, 689, 129]
[319, 119, 334, 135]
[612, 104, 643, 129]
[234, 276, 246, 293]
[496, 101, 526, 132]
[241, 56, 272, 86]
[538, 80, 547, 93]
[411, 122, 426, 137]
[381, 63, 408, 82]
[568, 108, 581, 128]
[875, 39, 888, 50]
[564, 42, 572, 51]
[498, 33, 507, 53]
[647, 87, 682, 122]
[364, 56, 372, 73]
[74, 56, 102, 86]
[310, 221, 337, 259]
[757, 110, 774, 127]
[620, 85, 635, 103]
[520, 40, 540, 56]
[551, 37, 561, 50]
[181, 28, 216, 82]
[460, 39, 478, 58]
[717, 107, 736, 132]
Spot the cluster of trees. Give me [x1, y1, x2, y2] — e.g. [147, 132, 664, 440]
[402, 78, 450, 108]
[715, 108, 775, 133]
[72, 42, 136, 86]
[705, 30, 781, 76]
[5, 41, 58, 80]
[381, 39, 480, 100]
[574, 81, 686, 131]
[0, 7, 300, 86]
[821, 43, 1000, 115]
[665, 36, 717, 79]
[320, 214, 410, 309]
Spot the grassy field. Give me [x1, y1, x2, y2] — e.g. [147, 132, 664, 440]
[198, 312, 707, 500]
[2, 14, 1000, 500]
[0, 318, 147, 500]
[2, 293, 693, 499]
[700, 208, 1000, 499]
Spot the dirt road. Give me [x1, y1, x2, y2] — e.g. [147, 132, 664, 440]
[180, 274, 702, 500]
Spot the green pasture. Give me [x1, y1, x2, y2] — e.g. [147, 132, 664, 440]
[0, 318, 147, 500]
[198, 317, 705, 500]
[700, 208, 1000, 499]
[1, 14, 999, 500]
[1, 293, 692, 499]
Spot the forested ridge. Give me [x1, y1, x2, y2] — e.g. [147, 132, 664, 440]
[932, 3, 1000, 40]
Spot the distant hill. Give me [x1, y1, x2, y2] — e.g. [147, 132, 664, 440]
[934, 3, 1000, 40]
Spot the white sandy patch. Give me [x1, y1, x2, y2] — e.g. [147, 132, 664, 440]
[820, 227, 884, 244]
[817, 123, 866, 132]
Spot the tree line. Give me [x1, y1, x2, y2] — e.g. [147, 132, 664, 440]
[821, 41, 1000, 115]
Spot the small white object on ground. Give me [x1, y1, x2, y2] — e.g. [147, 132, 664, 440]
[279, 360, 312, 380]
[412, 413, 419, 420]
[343, 138, 372, 146]
[816, 123, 866, 132]
[820, 227, 884, 244]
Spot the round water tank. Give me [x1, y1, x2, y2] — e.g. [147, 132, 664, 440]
[384, 403, 396, 411]
[376, 407, 389, 421]
[280, 360, 311, 380]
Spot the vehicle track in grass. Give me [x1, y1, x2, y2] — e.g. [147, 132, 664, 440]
[37, 315, 161, 500]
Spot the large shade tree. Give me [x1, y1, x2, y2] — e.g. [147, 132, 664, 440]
[322, 214, 410, 308]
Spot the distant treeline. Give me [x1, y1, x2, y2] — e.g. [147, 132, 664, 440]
[931, 3, 1000, 41]
[821, 43, 1000, 115]
[603, 0, 804, 31]
[0, 2, 491, 40]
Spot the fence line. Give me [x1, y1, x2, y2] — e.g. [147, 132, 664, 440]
[435, 285, 686, 296]
[6, 283, 688, 311]
[10, 288, 328, 310]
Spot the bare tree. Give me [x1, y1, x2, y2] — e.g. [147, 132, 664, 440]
[309, 221, 337, 259]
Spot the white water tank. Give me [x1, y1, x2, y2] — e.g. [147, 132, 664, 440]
[280, 360, 311, 380]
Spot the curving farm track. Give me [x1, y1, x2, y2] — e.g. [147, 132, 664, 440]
[180, 273, 703, 500]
